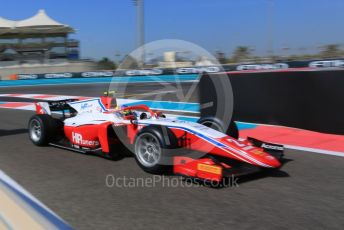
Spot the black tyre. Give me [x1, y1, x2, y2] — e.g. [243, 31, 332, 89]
[198, 117, 239, 139]
[134, 126, 177, 174]
[227, 120, 239, 139]
[28, 114, 57, 146]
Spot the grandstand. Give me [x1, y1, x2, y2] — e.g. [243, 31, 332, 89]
[0, 10, 96, 79]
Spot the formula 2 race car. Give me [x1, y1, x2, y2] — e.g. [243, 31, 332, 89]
[28, 95, 284, 183]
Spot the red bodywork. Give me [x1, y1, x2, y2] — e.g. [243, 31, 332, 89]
[64, 122, 113, 152]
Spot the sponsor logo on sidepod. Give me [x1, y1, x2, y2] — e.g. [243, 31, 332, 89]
[72, 132, 99, 146]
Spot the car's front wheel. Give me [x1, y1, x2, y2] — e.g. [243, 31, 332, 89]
[134, 126, 177, 174]
[136, 132, 162, 166]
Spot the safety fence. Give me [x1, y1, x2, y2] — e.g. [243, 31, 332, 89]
[4, 59, 344, 80]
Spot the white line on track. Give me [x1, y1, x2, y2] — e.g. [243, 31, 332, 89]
[284, 145, 344, 157]
[238, 121, 344, 156]
[120, 90, 177, 97]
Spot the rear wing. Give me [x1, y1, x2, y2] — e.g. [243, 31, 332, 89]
[35, 99, 78, 116]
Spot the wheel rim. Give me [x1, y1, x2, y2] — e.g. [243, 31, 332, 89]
[30, 119, 42, 142]
[135, 133, 161, 167]
[201, 121, 224, 132]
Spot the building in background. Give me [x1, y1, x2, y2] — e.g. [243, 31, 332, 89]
[158, 51, 192, 68]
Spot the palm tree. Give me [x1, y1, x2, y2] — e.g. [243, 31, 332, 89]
[231, 46, 251, 63]
[97, 57, 117, 70]
[319, 44, 342, 59]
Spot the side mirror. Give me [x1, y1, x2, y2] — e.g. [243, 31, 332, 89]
[140, 112, 148, 120]
[155, 111, 166, 118]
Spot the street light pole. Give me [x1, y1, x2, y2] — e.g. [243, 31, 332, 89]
[133, 0, 145, 68]
[267, 0, 274, 60]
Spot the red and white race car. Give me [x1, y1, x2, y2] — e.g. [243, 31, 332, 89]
[28, 95, 284, 183]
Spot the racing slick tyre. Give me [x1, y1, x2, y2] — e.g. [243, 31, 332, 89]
[134, 125, 177, 174]
[28, 114, 57, 146]
[197, 117, 239, 139]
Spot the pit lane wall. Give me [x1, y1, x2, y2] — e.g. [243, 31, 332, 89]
[199, 69, 344, 135]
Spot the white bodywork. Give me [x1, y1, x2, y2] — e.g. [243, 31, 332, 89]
[65, 98, 226, 139]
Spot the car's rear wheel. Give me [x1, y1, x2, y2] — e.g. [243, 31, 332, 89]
[28, 114, 57, 146]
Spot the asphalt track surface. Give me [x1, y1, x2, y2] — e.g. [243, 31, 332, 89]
[1, 83, 344, 230]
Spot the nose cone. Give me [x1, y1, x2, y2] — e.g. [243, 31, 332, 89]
[263, 155, 282, 168]
[246, 148, 282, 168]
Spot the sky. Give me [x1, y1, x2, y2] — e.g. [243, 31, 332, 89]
[2, 0, 344, 60]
